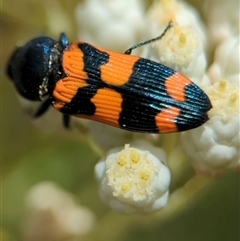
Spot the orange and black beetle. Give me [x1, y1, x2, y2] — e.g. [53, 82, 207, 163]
[7, 23, 212, 133]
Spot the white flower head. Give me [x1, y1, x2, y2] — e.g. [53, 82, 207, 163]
[95, 143, 171, 213]
[144, 0, 207, 83]
[147, 0, 206, 43]
[181, 80, 240, 177]
[75, 0, 146, 52]
[23, 182, 96, 240]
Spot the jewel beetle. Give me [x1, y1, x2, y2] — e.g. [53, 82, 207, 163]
[7, 22, 212, 133]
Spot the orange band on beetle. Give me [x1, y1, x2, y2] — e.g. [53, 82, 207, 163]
[90, 87, 122, 127]
[165, 72, 192, 102]
[100, 48, 140, 86]
[53, 76, 88, 110]
[63, 43, 88, 80]
[155, 107, 181, 133]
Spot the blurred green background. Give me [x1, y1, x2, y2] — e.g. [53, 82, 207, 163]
[1, 0, 239, 241]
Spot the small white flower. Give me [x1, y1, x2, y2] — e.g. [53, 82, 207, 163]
[147, 0, 206, 43]
[181, 80, 240, 177]
[75, 0, 146, 52]
[144, 0, 207, 84]
[208, 36, 240, 85]
[23, 182, 96, 240]
[95, 143, 171, 213]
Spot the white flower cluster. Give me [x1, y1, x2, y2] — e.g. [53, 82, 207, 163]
[74, 0, 239, 212]
[23, 182, 96, 241]
[181, 80, 240, 177]
[95, 142, 170, 213]
[181, 0, 240, 177]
